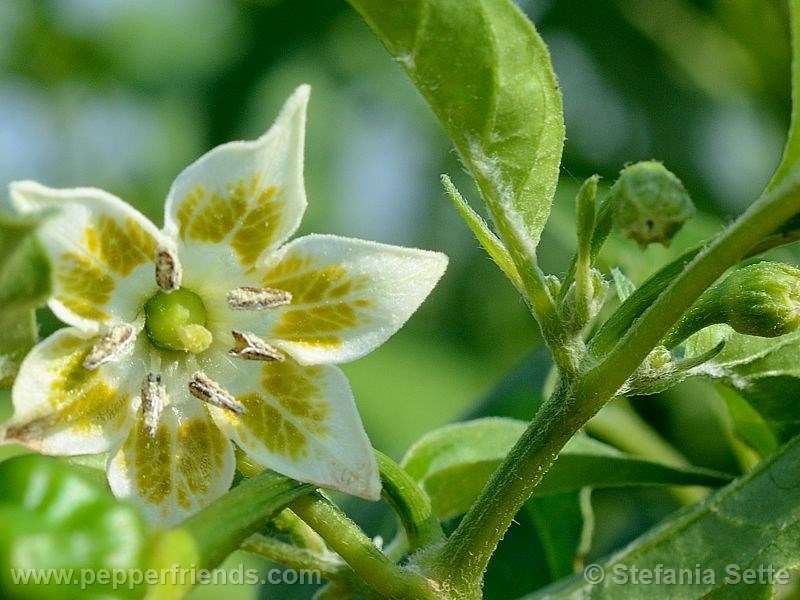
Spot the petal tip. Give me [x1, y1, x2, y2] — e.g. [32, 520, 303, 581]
[271, 84, 311, 131]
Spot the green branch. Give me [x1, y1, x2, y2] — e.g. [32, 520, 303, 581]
[179, 470, 312, 569]
[291, 492, 438, 600]
[427, 170, 800, 594]
[377, 450, 444, 552]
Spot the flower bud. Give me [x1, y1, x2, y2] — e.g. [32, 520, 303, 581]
[610, 161, 695, 248]
[664, 262, 800, 347]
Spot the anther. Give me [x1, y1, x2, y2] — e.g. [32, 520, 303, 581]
[155, 246, 182, 292]
[188, 371, 246, 415]
[227, 287, 292, 310]
[83, 323, 137, 371]
[229, 330, 284, 362]
[141, 372, 165, 437]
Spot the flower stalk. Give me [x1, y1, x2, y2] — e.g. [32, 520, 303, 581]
[376, 450, 444, 552]
[178, 470, 312, 569]
[291, 492, 439, 600]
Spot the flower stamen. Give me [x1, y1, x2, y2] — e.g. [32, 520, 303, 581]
[155, 246, 182, 292]
[227, 286, 292, 310]
[83, 323, 137, 371]
[188, 371, 246, 415]
[229, 330, 284, 362]
[140, 372, 165, 437]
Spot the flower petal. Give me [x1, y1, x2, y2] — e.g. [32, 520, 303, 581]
[107, 400, 235, 527]
[209, 358, 380, 500]
[235, 234, 448, 365]
[4, 328, 139, 455]
[164, 85, 309, 279]
[10, 181, 167, 333]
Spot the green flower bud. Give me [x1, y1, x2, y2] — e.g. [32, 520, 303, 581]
[664, 262, 800, 347]
[610, 161, 695, 248]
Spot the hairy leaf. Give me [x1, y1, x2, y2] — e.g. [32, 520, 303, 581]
[442, 175, 523, 293]
[767, 0, 800, 191]
[349, 0, 565, 267]
[401, 418, 731, 521]
[688, 325, 800, 442]
[530, 434, 800, 599]
[483, 490, 592, 598]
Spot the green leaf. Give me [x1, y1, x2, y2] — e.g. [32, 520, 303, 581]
[349, 0, 564, 267]
[611, 267, 636, 302]
[180, 470, 312, 569]
[530, 434, 800, 599]
[766, 0, 800, 191]
[0, 454, 149, 600]
[401, 418, 732, 521]
[716, 384, 780, 458]
[687, 325, 800, 442]
[0, 212, 51, 387]
[441, 174, 523, 294]
[483, 490, 592, 599]
[526, 489, 593, 581]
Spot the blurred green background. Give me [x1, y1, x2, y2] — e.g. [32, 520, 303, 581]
[0, 0, 795, 598]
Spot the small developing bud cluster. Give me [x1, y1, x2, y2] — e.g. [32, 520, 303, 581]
[610, 161, 695, 248]
[664, 262, 800, 347]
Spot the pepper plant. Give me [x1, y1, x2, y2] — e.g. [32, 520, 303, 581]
[2, 0, 800, 599]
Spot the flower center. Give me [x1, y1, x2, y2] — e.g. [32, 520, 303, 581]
[144, 288, 213, 353]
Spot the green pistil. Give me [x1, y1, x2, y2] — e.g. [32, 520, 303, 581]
[144, 288, 212, 353]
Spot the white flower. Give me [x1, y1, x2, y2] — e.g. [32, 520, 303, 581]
[2, 86, 447, 526]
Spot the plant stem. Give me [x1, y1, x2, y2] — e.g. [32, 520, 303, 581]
[376, 450, 444, 551]
[270, 508, 328, 555]
[427, 381, 586, 593]
[431, 172, 800, 592]
[243, 534, 384, 599]
[180, 470, 312, 569]
[291, 492, 439, 600]
[583, 170, 800, 405]
[242, 533, 348, 581]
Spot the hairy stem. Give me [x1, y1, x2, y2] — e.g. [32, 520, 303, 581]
[242, 533, 349, 581]
[377, 450, 444, 551]
[431, 171, 800, 592]
[180, 471, 312, 569]
[583, 171, 800, 403]
[426, 382, 584, 593]
[291, 492, 439, 600]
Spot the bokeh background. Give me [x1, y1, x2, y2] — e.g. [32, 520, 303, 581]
[0, 0, 795, 598]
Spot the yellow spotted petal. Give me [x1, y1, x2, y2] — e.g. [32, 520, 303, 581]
[164, 85, 309, 282]
[10, 181, 168, 333]
[210, 358, 380, 500]
[236, 234, 448, 365]
[108, 401, 236, 527]
[4, 328, 139, 455]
